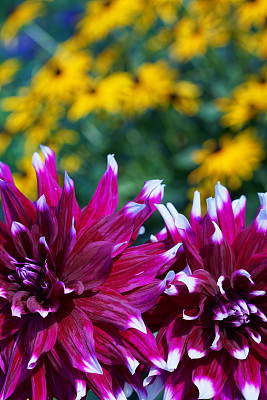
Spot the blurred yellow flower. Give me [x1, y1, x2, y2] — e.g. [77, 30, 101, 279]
[13, 155, 37, 200]
[60, 154, 82, 174]
[0, 59, 19, 89]
[171, 14, 229, 61]
[0, 131, 12, 156]
[171, 81, 201, 115]
[68, 72, 133, 120]
[216, 73, 267, 128]
[2, 89, 43, 133]
[77, 0, 143, 44]
[236, 0, 267, 28]
[188, 129, 265, 195]
[32, 48, 92, 103]
[124, 61, 176, 113]
[0, 1, 44, 44]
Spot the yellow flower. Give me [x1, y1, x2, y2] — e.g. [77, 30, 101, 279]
[124, 61, 176, 113]
[0, 131, 12, 156]
[77, 0, 143, 44]
[0, 1, 44, 44]
[93, 47, 121, 76]
[216, 73, 267, 128]
[172, 81, 201, 115]
[32, 48, 92, 103]
[2, 89, 43, 133]
[68, 72, 133, 120]
[0, 59, 19, 89]
[13, 155, 37, 200]
[171, 14, 229, 61]
[60, 154, 82, 174]
[188, 129, 265, 196]
[236, 0, 267, 28]
[239, 28, 267, 59]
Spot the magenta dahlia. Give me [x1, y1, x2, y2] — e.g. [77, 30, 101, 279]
[148, 183, 267, 400]
[0, 146, 170, 400]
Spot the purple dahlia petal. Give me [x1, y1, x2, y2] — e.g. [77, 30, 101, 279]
[133, 179, 164, 210]
[0, 302, 28, 338]
[224, 329, 249, 360]
[57, 308, 102, 374]
[163, 356, 198, 400]
[36, 195, 58, 247]
[213, 374, 242, 400]
[46, 366, 77, 400]
[47, 342, 77, 386]
[179, 230, 204, 271]
[62, 241, 113, 289]
[192, 350, 228, 399]
[73, 202, 144, 259]
[55, 171, 81, 255]
[82, 154, 118, 225]
[75, 287, 146, 333]
[26, 313, 58, 369]
[11, 222, 34, 259]
[205, 221, 234, 278]
[245, 253, 267, 290]
[190, 190, 202, 231]
[120, 328, 166, 370]
[234, 353, 261, 400]
[215, 182, 237, 245]
[155, 204, 181, 244]
[124, 279, 167, 313]
[0, 332, 31, 400]
[0, 162, 14, 184]
[105, 242, 180, 293]
[232, 195, 246, 232]
[40, 145, 58, 182]
[26, 295, 53, 318]
[31, 362, 47, 400]
[233, 216, 267, 270]
[87, 367, 117, 400]
[187, 326, 214, 360]
[32, 152, 62, 207]
[11, 290, 30, 318]
[165, 317, 191, 370]
[0, 180, 36, 228]
[93, 326, 139, 374]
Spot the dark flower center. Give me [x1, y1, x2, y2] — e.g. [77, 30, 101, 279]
[14, 259, 47, 293]
[212, 295, 250, 327]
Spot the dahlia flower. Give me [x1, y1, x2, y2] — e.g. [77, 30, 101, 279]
[0, 146, 171, 400]
[149, 183, 267, 400]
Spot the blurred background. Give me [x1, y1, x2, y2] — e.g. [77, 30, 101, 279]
[0, 1, 266, 398]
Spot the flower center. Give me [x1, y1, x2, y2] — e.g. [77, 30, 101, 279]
[213, 296, 250, 327]
[14, 259, 47, 293]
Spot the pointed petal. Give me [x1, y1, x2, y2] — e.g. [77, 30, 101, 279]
[215, 182, 237, 245]
[192, 351, 229, 399]
[82, 154, 118, 224]
[26, 313, 58, 369]
[234, 353, 261, 400]
[74, 287, 146, 333]
[57, 307, 102, 374]
[32, 152, 62, 207]
[40, 145, 58, 182]
[62, 241, 113, 289]
[31, 362, 47, 400]
[0, 180, 36, 228]
[36, 195, 58, 247]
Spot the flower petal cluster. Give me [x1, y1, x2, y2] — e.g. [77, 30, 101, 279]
[0, 146, 172, 400]
[150, 183, 267, 400]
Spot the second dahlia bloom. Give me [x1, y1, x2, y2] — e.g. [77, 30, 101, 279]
[0, 146, 169, 400]
[149, 183, 267, 400]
